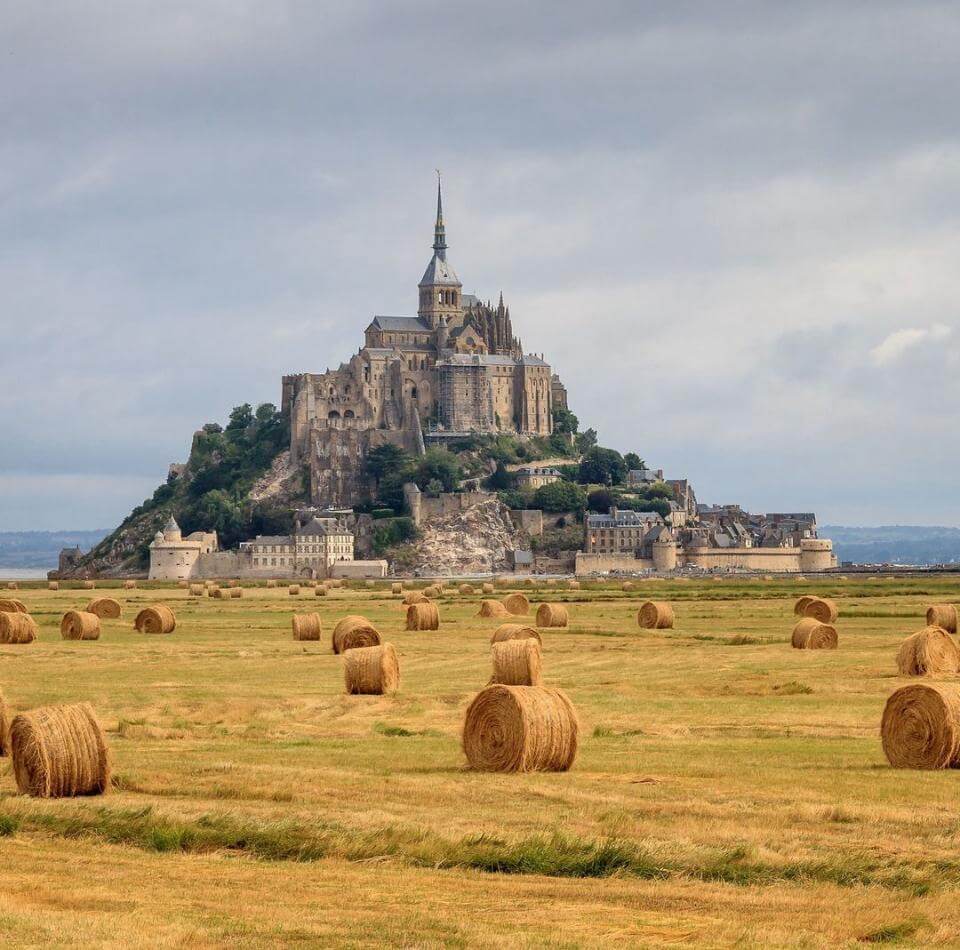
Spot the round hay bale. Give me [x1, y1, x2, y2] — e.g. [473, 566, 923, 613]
[567, 579, 581, 590]
[897, 626, 960, 676]
[48, 581, 59, 591]
[177, 580, 188, 589]
[228, 579, 239, 588]
[209, 587, 225, 599]
[422, 585, 440, 598]
[365, 580, 376, 588]
[502, 593, 529, 616]
[406, 602, 440, 631]
[881, 683, 960, 769]
[288, 585, 301, 596]
[791, 618, 838, 649]
[5, 582, 18, 590]
[795, 575, 807, 583]
[332, 615, 381, 654]
[622, 581, 636, 592]
[477, 599, 510, 618]
[10, 702, 110, 797]
[85, 597, 121, 619]
[0, 612, 37, 644]
[490, 623, 542, 646]
[124, 580, 137, 590]
[524, 577, 537, 588]
[391, 582, 403, 595]
[458, 583, 475, 595]
[638, 601, 674, 629]
[794, 596, 817, 616]
[927, 605, 958, 634]
[403, 591, 429, 606]
[491, 638, 543, 686]
[462, 685, 578, 773]
[266, 579, 278, 589]
[188, 584, 204, 596]
[82, 580, 95, 590]
[801, 597, 839, 623]
[229, 587, 243, 599]
[314, 585, 328, 597]
[481, 582, 494, 594]
[536, 603, 568, 628]
[291, 613, 322, 641]
[60, 610, 101, 641]
[344, 643, 400, 695]
[134, 605, 176, 634]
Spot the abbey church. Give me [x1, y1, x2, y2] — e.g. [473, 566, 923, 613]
[282, 180, 566, 506]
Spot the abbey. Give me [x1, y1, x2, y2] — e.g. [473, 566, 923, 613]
[282, 180, 564, 507]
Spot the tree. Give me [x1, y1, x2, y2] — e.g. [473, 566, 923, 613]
[623, 452, 645, 472]
[577, 447, 627, 486]
[575, 427, 598, 453]
[415, 448, 460, 493]
[486, 462, 515, 491]
[532, 480, 587, 514]
[365, 444, 414, 482]
[226, 403, 254, 432]
[587, 488, 616, 512]
[552, 407, 579, 434]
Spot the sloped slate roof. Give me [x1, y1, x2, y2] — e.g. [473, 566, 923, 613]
[369, 315, 432, 332]
[419, 253, 461, 287]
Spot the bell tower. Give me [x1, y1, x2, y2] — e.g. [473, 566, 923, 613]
[418, 173, 463, 329]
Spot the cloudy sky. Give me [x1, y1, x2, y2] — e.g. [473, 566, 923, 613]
[1, 1, 958, 530]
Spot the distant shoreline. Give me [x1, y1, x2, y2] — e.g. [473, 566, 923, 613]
[0, 568, 53, 580]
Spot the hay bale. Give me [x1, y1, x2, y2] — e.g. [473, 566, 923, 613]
[189, 584, 204, 596]
[177, 580, 188, 589]
[314, 585, 328, 597]
[391, 582, 403, 595]
[490, 623, 542, 646]
[229, 587, 243, 599]
[491, 638, 543, 686]
[60, 610, 101, 641]
[568, 580, 581, 590]
[365, 580, 376, 588]
[927, 605, 959, 634]
[291, 612, 322, 641]
[458, 583, 475, 595]
[10, 702, 110, 797]
[622, 581, 635, 592]
[502, 593, 529, 616]
[897, 626, 960, 676]
[48, 581, 59, 591]
[406, 602, 440, 631]
[403, 591, 429, 606]
[344, 643, 400, 695]
[881, 683, 960, 769]
[524, 577, 537, 588]
[82, 580, 95, 590]
[638, 601, 674, 629]
[209, 587, 225, 599]
[482, 582, 494, 594]
[5, 582, 18, 590]
[462, 685, 578, 773]
[288, 585, 301, 596]
[134, 605, 176, 634]
[422, 585, 440, 598]
[536, 603, 568, 628]
[332, 615, 381, 654]
[477, 599, 510, 618]
[0, 600, 26, 614]
[228, 579, 240, 588]
[791, 618, 838, 649]
[0, 612, 37, 644]
[85, 597, 121, 619]
[266, 579, 278, 589]
[801, 597, 839, 623]
[124, 580, 137, 590]
[794, 596, 817, 616]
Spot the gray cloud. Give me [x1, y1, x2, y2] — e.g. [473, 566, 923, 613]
[1, 1, 959, 529]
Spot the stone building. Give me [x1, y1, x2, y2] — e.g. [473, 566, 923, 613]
[282, 178, 566, 507]
[515, 466, 562, 490]
[242, 515, 354, 576]
[148, 516, 219, 581]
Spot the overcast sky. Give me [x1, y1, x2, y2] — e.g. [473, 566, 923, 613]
[1, 1, 958, 531]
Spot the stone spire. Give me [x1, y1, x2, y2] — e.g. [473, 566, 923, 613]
[433, 171, 447, 262]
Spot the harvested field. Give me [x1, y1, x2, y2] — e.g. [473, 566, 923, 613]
[0, 576, 959, 943]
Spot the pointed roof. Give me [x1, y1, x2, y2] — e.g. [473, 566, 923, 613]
[163, 515, 180, 534]
[419, 172, 461, 287]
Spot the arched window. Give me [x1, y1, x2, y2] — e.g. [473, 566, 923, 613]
[327, 410, 340, 420]
[343, 409, 355, 418]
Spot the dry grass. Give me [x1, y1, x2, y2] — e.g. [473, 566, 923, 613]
[2, 576, 960, 943]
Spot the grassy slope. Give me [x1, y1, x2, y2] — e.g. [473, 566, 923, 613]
[0, 576, 959, 945]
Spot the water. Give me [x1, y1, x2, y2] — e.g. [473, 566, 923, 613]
[0, 567, 53, 580]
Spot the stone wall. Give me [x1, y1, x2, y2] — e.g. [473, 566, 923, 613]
[330, 560, 388, 578]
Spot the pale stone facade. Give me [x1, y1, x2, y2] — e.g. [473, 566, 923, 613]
[282, 179, 564, 507]
[515, 466, 562, 490]
[148, 516, 218, 580]
[242, 516, 354, 577]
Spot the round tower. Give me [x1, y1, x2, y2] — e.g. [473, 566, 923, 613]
[799, 538, 834, 573]
[651, 535, 678, 572]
